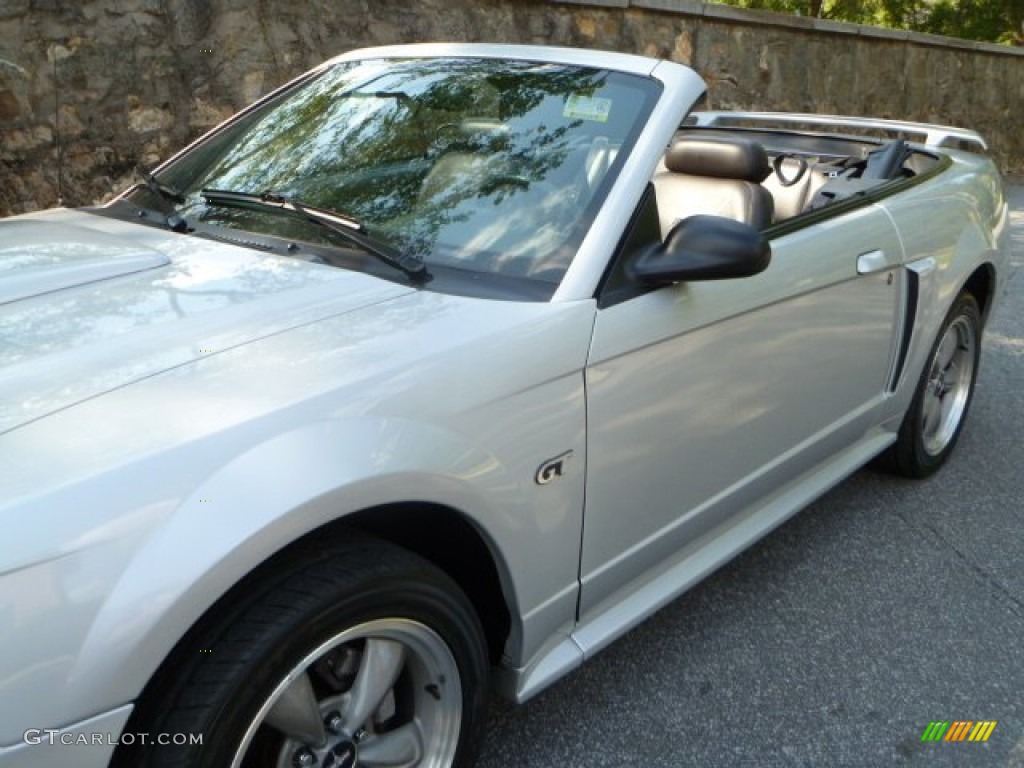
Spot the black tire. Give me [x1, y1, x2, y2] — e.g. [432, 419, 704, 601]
[880, 292, 982, 478]
[112, 532, 489, 768]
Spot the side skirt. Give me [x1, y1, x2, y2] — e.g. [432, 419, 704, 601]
[493, 430, 895, 703]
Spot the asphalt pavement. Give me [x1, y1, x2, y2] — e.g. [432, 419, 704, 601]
[477, 183, 1024, 768]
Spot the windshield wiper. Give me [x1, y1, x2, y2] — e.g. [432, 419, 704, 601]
[141, 171, 186, 205]
[125, 170, 189, 231]
[199, 189, 430, 283]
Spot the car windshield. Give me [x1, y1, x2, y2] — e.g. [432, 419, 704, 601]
[141, 57, 661, 288]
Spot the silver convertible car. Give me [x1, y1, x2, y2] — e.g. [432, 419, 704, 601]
[0, 43, 1011, 767]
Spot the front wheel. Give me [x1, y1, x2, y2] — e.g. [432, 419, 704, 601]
[113, 534, 489, 768]
[882, 292, 982, 478]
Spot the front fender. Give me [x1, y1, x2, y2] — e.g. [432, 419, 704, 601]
[67, 416, 517, 735]
[0, 291, 592, 748]
[0, 416, 528, 748]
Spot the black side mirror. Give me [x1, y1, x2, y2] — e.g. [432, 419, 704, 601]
[627, 215, 771, 285]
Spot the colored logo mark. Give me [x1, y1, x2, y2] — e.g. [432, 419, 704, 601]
[921, 720, 997, 742]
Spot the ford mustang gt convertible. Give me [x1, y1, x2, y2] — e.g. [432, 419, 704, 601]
[0, 43, 1011, 767]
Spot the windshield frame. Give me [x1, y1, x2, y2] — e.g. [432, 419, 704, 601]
[109, 46, 707, 302]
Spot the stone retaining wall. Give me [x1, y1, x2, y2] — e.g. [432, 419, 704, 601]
[1, 0, 1021, 216]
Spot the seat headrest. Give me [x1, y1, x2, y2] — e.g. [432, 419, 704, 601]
[665, 137, 771, 183]
[457, 118, 509, 137]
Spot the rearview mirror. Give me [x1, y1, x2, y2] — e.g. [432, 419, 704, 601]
[627, 215, 771, 285]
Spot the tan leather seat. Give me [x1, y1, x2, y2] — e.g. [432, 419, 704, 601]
[418, 119, 510, 204]
[762, 156, 832, 222]
[652, 137, 774, 236]
[419, 152, 498, 203]
[763, 156, 813, 222]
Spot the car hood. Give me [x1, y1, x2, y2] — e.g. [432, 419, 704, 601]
[0, 210, 415, 435]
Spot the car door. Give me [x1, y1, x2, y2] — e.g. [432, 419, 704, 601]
[579, 200, 905, 619]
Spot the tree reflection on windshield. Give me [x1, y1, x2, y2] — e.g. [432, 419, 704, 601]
[169, 57, 660, 282]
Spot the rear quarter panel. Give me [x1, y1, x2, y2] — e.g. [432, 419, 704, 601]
[877, 150, 1010, 419]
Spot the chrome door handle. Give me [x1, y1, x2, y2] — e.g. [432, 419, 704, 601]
[857, 249, 890, 275]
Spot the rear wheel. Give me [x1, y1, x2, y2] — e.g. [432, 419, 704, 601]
[882, 292, 981, 478]
[113, 534, 489, 768]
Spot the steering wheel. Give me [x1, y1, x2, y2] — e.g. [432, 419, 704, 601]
[773, 153, 809, 187]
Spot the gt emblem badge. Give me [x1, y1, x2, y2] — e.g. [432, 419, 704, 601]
[536, 451, 573, 485]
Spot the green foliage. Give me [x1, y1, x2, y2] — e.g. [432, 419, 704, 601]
[918, 0, 1023, 44]
[715, 0, 1023, 44]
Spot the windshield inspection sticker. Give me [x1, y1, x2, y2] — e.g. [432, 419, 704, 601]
[564, 94, 611, 123]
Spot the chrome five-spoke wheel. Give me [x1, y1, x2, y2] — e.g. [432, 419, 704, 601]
[112, 535, 489, 768]
[920, 313, 977, 457]
[234, 619, 461, 768]
[883, 291, 982, 477]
